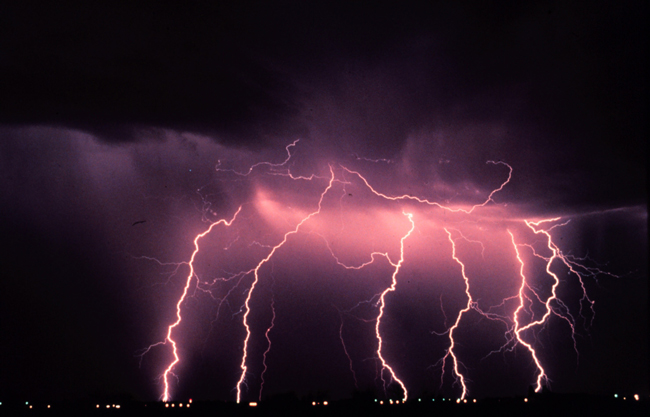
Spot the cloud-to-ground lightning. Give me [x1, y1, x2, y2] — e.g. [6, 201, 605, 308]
[509, 229, 549, 393]
[234, 165, 337, 403]
[140, 207, 242, 402]
[439, 228, 473, 400]
[143, 141, 619, 402]
[373, 212, 414, 401]
[258, 297, 276, 401]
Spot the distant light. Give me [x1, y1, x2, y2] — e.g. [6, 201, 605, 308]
[418, 398, 421, 402]
[179, 403, 183, 407]
[634, 394, 639, 401]
[187, 404, 190, 408]
[29, 405, 33, 409]
[379, 401, 383, 405]
[463, 399, 467, 403]
[171, 403, 175, 407]
[456, 399, 460, 403]
[389, 399, 393, 404]
[165, 403, 169, 408]
[96, 404, 100, 408]
[249, 402, 258, 407]
[25, 402, 29, 405]
[614, 394, 619, 398]
[47, 405, 51, 408]
[106, 405, 110, 408]
[323, 401, 328, 406]
[312, 402, 316, 406]
[374, 399, 378, 402]
[396, 400, 400, 404]
[116, 405, 121, 409]
[473, 399, 477, 403]
[189, 399, 192, 403]
[524, 398, 528, 403]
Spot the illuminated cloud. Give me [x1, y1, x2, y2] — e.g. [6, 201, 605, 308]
[0, 1, 646, 402]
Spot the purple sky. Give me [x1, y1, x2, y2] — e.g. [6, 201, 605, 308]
[0, 1, 646, 402]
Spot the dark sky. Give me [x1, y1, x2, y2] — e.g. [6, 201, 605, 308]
[0, 0, 647, 403]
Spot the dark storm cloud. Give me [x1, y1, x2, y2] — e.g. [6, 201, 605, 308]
[1, 1, 646, 210]
[0, 2, 304, 146]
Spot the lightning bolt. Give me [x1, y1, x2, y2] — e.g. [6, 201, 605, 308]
[503, 217, 605, 393]
[235, 165, 337, 403]
[341, 160, 512, 214]
[374, 212, 415, 401]
[439, 228, 471, 399]
[157, 207, 242, 402]
[144, 141, 618, 402]
[509, 228, 549, 392]
[518, 218, 576, 391]
[259, 296, 276, 401]
[336, 306, 360, 390]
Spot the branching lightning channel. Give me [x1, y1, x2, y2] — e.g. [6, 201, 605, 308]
[235, 165, 337, 403]
[509, 229, 548, 392]
[374, 212, 415, 401]
[144, 141, 615, 402]
[440, 228, 472, 399]
[519, 218, 576, 391]
[504, 217, 605, 393]
[341, 160, 512, 214]
[157, 207, 242, 402]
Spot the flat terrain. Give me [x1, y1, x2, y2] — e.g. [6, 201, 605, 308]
[3, 394, 648, 417]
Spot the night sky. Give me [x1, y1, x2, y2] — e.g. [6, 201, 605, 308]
[0, 1, 647, 403]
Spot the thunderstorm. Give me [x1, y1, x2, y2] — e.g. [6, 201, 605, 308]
[141, 141, 626, 403]
[1, 2, 646, 414]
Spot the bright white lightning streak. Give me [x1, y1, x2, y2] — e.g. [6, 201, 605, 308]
[153, 140, 612, 401]
[441, 228, 471, 399]
[333, 162, 511, 400]
[508, 229, 548, 392]
[374, 212, 415, 401]
[506, 217, 579, 393]
[341, 160, 512, 214]
[235, 165, 336, 403]
[161, 207, 242, 402]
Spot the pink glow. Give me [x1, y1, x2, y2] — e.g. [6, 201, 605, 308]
[374, 212, 414, 401]
[142, 142, 618, 402]
[235, 165, 337, 403]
